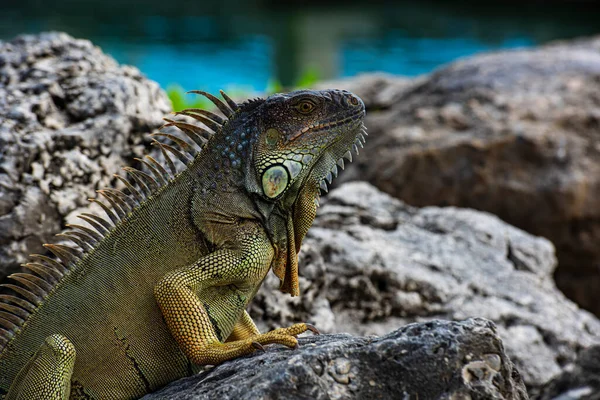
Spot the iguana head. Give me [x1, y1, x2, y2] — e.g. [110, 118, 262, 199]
[197, 88, 365, 296]
[247, 89, 366, 296]
[252, 89, 366, 204]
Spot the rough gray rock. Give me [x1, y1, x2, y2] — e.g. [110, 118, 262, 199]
[0, 32, 171, 278]
[320, 37, 600, 318]
[533, 345, 600, 400]
[250, 182, 600, 392]
[144, 318, 528, 400]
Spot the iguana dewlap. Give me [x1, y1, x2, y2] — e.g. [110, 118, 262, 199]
[0, 89, 366, 399]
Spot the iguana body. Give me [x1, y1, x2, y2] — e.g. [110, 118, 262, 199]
[0, 89, 366, 399]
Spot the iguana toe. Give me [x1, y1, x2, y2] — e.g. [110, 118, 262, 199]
[251, 341, 266, 352]
[305, 323, 320, 335]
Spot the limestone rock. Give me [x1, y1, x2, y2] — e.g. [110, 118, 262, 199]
[534, 345, 600, 400]
[250, 182, 600, 392]
[327, 37, 600, 318]
[0, 32, 171, 278]
[144, 318, 528, 400]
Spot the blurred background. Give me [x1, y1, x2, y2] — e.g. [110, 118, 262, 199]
[1, 0, 599, 97]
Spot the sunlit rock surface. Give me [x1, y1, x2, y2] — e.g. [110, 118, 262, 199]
[0, 32, 171, 278]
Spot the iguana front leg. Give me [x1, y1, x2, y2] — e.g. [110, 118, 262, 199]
[154, 221, 314, 365]
[6, 334, 75, 400]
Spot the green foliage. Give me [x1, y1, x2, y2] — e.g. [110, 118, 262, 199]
[294, 66, 320, 89]
[166, 67, 322, 111]
[166, 85, 212, 112]
[266, 78, 283, 94]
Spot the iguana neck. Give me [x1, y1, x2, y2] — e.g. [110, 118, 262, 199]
[199, 120, 259, 192]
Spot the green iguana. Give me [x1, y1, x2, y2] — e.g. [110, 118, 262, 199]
[0, 89, 366, 399]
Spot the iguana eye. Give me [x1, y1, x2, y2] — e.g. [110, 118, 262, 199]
[295, 101, 315, 114]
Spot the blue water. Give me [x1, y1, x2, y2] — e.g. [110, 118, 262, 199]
[101, 38, 274, 93]
[1, 1, 598, 92]
[342, 35, 535, 77]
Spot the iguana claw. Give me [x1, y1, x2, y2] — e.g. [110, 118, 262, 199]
[251, 341, 266, 352]
[306, 323, 320, 335]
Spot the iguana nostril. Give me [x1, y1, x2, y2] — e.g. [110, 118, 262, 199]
[330, 90, 349, 107]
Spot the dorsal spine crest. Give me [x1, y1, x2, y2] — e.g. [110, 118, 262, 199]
[0, 90, 253, 354]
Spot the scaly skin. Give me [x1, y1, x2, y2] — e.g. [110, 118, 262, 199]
[0, 89, 366, 399]
[5, 335, 75, 400]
